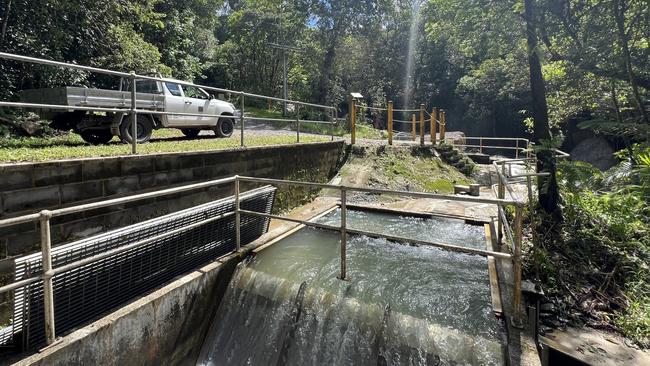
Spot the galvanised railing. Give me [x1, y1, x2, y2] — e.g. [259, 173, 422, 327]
[0, 175, 524, 346]
[445, 136, 533, 159]
[0, 52, 339, 152]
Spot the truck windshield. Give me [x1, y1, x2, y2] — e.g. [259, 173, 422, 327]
[182, 85, 209, 99]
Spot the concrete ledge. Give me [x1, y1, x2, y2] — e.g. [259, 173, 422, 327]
[9, 254, 242, 366]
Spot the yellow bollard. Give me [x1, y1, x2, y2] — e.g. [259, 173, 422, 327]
[411, 114, 416, 141]
[350, 99, 356, 145]
[431, 108, 437, 145]
[440, 109, 447, 143]
[387, 101, 393, 146]
[419, 104, 425, 146]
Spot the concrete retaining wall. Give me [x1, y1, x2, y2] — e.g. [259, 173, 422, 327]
[0, 141, 345, 320]
[9, 251, 242, 366]
[0, 141, 344, 260]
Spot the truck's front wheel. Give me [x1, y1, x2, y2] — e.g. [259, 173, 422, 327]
[80, 130, 113, 145]
[214, 117, 234, 138]
[119, 116, 153, 144]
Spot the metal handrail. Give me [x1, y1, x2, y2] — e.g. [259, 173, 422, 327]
[0, 52, 339, 150]
[444, 136, 532, 159]
[0, 52, 335, 111]
[0, 173, 526, 345]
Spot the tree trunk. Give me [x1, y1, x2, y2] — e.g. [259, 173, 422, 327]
[610, 80, 636, 163]
[524, 0, 560, 215]
[0, 0, 12, 47]
[613, 0, 649, 125]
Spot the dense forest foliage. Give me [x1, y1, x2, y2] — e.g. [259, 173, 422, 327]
[1, 0, 648, 345]
[1, 0, 647, 138]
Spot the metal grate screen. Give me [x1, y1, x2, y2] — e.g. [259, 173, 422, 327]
[3, 186, 275, 350]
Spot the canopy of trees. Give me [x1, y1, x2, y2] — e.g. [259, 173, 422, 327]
[1, 0, 647, 139]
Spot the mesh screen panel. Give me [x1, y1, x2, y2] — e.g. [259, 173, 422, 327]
[6, 186, 275, 350]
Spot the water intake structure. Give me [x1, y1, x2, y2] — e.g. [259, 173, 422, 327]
[197, 209, 505, 365]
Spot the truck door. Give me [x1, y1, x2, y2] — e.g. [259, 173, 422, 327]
[163, 82, 186, 126]
[181, 85, 219, 127]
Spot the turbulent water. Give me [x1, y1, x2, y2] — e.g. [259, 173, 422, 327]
[197, 211, 504, 366]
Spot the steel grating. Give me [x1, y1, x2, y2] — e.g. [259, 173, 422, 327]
[2, 186, 275, 351]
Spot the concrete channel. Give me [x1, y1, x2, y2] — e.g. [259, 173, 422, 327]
[3, 196, 541, 365]
[0, 142, 547, 365]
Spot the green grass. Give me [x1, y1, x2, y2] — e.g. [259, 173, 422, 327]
[245, 107, 385, 140]
[0, 129, 328, 162]
[377, 148, 470, 193]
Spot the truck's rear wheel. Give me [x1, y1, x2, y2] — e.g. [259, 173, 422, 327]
[214, 117, 234, 138]
[119, 116, 153, 144]
[80, 130, 113, 145]
[181, 128, 201, 138]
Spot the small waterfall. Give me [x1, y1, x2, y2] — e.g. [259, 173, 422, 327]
[196, 266, 503, 366]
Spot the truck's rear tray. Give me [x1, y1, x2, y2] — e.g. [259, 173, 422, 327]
[20, 87, 165, 110]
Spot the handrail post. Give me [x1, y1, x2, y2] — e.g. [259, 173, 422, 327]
[497, 163, 505, 243]
[387, 101, 393, 145]
[330, 108, 335, 142]
[40, 210, 56, 344]
[411, 114, 416, 141]
[350, 99, 356, 145]
[239, 92, 245, 147]
[339, 187, 347, 280]
[419, 104, 425, 146]
[235, 176, 241, 251]
[430, 108, 437, 145]
[130, 72, 137, 154]
[480, 137, 483, 154]
[513, 204, 524, 327]
[296, 105, 300, 143]
[515, 139, 520, 159]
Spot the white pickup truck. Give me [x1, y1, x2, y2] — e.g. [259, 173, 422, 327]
[20, 77, 238, 144]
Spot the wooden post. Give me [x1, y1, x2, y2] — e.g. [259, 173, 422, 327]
[440, 109, 446, 143]
[351, 99, 356, 145]
[387, 101, 393, 145]
[431, 108, 437, 145]
[411, 113, 416, 141]
[419, 104, 425, 146]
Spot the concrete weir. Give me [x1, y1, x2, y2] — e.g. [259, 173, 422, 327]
[9, 201, 538, 365]
[2, 183, 540, 365]
[3, 201, 335, 366]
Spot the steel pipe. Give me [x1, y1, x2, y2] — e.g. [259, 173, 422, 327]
[235, 177, 241, 251]
[238, 176, 519, 206]
[0, 52, 335, 116]
[340, 188, 347, 280]
[130, 72, 137, 154]
[39, 210, 56, 345]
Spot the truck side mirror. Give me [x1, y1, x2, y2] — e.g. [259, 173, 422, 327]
[209, 94, 216, 100]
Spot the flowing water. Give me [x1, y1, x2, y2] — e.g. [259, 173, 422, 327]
[197, 210, 505, 365]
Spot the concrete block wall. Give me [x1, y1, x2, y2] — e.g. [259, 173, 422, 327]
[0, 141, 344, 319]
[0, 141, 344, 259]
